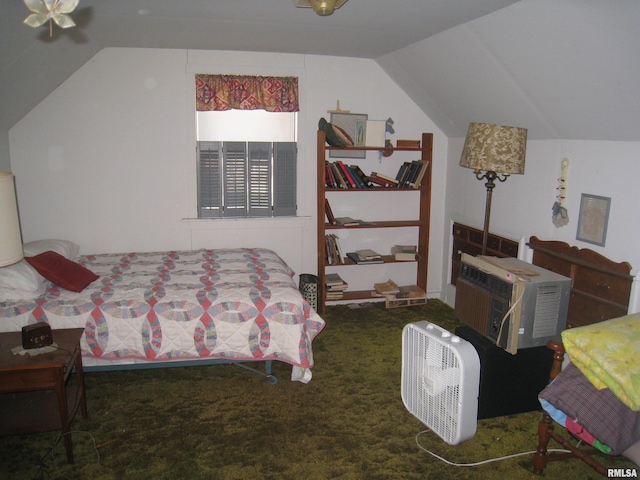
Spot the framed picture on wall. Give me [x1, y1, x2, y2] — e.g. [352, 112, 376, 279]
[330, 112, 368, 158]
[576, 193, 611, 246]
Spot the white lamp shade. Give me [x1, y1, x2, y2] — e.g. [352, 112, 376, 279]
[460, 122, 527, 175]
[0, 172, 24, 267]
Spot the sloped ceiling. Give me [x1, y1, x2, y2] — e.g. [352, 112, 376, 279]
[379, 0, 640, 140]
[1, 0, 638, 141]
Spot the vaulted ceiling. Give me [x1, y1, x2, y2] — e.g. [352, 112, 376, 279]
[1, 0, 638, 141]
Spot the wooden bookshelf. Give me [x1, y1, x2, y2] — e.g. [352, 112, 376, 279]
[316, 130, 433, 313]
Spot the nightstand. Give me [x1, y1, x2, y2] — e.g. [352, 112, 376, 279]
[0, 327, 88, 463]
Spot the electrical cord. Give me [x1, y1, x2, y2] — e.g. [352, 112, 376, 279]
[495, 277, 526, 349]
[31, 430, 101, 480]
[415, 429, 571, 468]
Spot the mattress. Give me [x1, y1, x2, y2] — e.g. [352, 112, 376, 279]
[0, 248, 325, 382]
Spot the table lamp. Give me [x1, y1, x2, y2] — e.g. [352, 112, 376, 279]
[0, 172, 24, 267]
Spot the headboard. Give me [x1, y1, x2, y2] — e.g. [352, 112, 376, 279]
[527, 236, 633, 328]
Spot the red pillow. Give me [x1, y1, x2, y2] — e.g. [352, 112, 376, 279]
[26, 251, 99, 292]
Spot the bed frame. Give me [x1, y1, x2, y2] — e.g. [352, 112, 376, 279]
[528, 237, 634, 475]
[85, 359, 279, 384]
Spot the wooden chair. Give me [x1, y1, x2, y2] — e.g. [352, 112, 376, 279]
[532, 341, 607, 476]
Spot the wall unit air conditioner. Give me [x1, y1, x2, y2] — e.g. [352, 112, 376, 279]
[454, 254, 571, 354]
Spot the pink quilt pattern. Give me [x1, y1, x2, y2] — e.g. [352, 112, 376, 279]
[0, 248, 325, 372]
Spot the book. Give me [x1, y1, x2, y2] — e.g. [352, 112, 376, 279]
[354, 248, 382, 260]
[374, 279, 400, 296]
[325, 162, 337, 188]
[349, 165, 372, 188]
[410, 160, 429, 189]
[396, 285, 425, 298]
[325, 234, 344, 264]
[368, 174, 397, 188]
[330, 163, 349, 189]
[332, 234, 345, 264]
[334, 217, 364, 227]
[336, 161, 357, 189]
[325, 198, 336, 225]
[325, 273, 347, 287]
[346, 252, 384, 264]
[396, 162, 412, 186]
[325, 273, 348, 299]
[391, 245, 417, 261]
[324, 235, 334, 265]
[346, 165, 367, 189]
[371, 171, 399, 184]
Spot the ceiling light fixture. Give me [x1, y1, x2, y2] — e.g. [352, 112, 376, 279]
[293, 0, 348, 16]
[23, 0, 79, 37]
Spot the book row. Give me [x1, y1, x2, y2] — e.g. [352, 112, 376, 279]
[325, 160, 429, 189]
[325, 273, 348, 300]
[323, 235, 417, 265]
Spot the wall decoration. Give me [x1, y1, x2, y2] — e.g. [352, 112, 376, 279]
[552, 157, 570, 228]
[576, 193, 611, 246]
[330, 112, 367, 158]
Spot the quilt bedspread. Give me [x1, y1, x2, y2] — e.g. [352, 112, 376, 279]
[0, 248, 325, 378]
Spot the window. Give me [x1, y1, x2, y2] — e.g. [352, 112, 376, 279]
[197, 139, 296, 218]
[195, 74, 299, 219]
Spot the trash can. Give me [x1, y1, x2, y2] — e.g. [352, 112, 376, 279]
[298, 274, 320, 311]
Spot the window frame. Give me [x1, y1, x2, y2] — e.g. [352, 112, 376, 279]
[185, 66, 306, 222]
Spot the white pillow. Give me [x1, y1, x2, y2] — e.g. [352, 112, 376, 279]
[0, 281, 47, 302]
[0, 259, 46, 293]
[23, 239, 80, 259]
[0, 240, 80, 302]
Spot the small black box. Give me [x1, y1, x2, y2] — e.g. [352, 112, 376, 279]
[455, 326, 553, 419]
[22, 323, 53, 349]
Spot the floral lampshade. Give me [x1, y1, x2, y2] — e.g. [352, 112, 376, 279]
[460, 122, 527, 175]
[0, 172, 24, 267]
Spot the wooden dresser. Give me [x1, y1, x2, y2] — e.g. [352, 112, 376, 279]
[527, 236, 633, 328]
[451, 222, 519, 285]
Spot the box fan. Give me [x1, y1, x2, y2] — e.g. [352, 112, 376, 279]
[401, 321, 481, 445]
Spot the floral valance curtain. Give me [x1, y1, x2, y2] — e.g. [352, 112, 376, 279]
[195, 74, 299, 112]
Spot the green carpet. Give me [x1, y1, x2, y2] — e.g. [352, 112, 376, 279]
[1, 300, 636, 479]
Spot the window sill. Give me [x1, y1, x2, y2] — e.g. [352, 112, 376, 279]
[182, 216, 310, 228]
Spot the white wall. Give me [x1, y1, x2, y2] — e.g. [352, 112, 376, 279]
[9, 48, 446, 294]
[443, 137, 640, 311]
[8, 46, 640, 307]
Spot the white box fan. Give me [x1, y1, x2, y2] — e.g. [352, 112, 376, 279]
[401, 321, 480, 445]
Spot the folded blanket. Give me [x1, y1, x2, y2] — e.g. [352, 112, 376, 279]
[561, 312, 640, 411]
[539, 363, 640, 455]
[539, 397, 611, 454]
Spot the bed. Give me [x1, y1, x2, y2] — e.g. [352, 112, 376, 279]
[0, 240, 325, 384]
[527, 237, 639, 474]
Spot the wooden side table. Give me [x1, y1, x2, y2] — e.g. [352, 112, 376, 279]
[0, 327, 88, 463]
